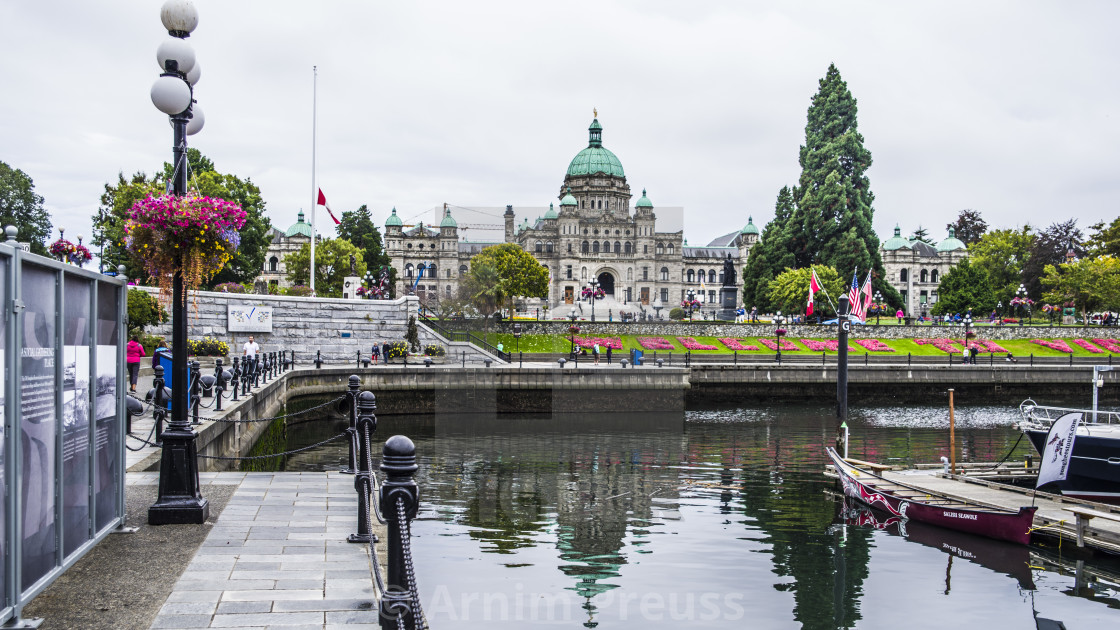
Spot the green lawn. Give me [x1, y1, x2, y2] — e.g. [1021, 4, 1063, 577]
[464, 332, 1120, 358]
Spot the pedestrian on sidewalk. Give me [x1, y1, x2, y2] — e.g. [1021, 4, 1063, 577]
[606, 345, 613, 364]
[593, 343, 600, 365]
[126, 335, 145, 392]
[243, 334, 261, 375]
[371, 343, 380, 364]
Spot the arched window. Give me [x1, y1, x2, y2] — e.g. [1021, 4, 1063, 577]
[445, 285, 451, 296]
[446, 269, 451, 278]
[667, 244, 675, 255]
[687, 269, 695, 283]
[428, 265, 436, 278]
[593, 241, 600, 253]
[459, 264, 468, 275]
[582, 241, 589, 253]
[627, 267, 633, 281]
[546, 241, 554, 253]
[268, 256, 278, 272]
[614, 241, 621, 254]
[405, 264, 414, 278]
[931, 269, 939, 283]
[656, 242, 664, 255]
[581, 267, 587, 279]
[625, 242, 632, 254]
[568, 242, 572, 253]
[660, 267, 669, 281]
[709, 269, 717, 282]
[602, 241, 611, 253]
[920, 269, 929, 283]
[900, 268, 908, 282]
[535, 241, 542, 252]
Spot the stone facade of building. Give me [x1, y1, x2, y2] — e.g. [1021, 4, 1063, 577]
[879, 225, 968, 317]
[383, 118, 760, 315]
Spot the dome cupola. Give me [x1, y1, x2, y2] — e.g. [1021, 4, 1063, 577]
[883, 224, 910, 250]
[936, 227, 967, 252]
[284, 210, 312, 238]
[385, 207, 403, 228]
[544, 203, 558, 219]
[560, 186, 578, 207]
[635, 188, 653, 208]
[740, 216, 759, 235]
[439, 208, 457, 228]
[566, 117, 625, 178]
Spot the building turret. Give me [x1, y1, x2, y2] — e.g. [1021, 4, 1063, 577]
[385, 207, 403, 236]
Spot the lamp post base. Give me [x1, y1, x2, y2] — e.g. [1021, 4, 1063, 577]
[148, 425, 210, 525]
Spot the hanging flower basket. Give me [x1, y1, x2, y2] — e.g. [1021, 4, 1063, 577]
[581, 287, 606, 300]
[125, 194, 245, 301]
[48, 238, 92, 267]
[569, 325, 581, 334]
[681, 299, 701, 309]
[775, 328, 787, 337]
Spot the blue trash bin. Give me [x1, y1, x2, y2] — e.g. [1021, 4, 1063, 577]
[156, 352, 196, 410]
[633, 350, 643, 366]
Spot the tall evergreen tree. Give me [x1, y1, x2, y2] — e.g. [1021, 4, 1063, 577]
[742, 64, 900, 308]
[0, 161, 53, 255]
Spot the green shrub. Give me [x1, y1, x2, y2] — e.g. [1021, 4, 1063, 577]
[284, 285, 314, 297]
[127, 289, 166, 331]
[669, 307, 685, 320]
[139, 333, 166, 357]
[423, 344, 446, 357]
[213, 282, 250, 293]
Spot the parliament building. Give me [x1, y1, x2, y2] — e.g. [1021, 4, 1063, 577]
[382, 117, 761, 314]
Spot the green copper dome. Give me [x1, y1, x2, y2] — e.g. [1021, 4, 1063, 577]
[544, 203, 558, 219]
[566, 118, 625, 178]
[518, 217, 529, 233]
[937, 227, 967, 252]
[560, 186, 578, 207]
[883, 224, 910, 250]
[740, 215, 759, 235]
[635, 188, 653, 208]
[439, 208, 457, 228]
[284, 210, 313, 238]
[385, 207, 402, 227]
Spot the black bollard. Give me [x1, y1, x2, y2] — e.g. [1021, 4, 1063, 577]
[252, 356, 261, 388]
[379, 435, 420, 630]
[349, 391, 379, 544]
[357, 349, 362, 369]
[230, 357, 240, 402]
[315, 350, 323, 369]
[342, 375, 362, 474]
[190, 360, 201, 425]
[214, 358, 226, 412]
[151, 365, 168, 444]
[837, 295, 850, 454]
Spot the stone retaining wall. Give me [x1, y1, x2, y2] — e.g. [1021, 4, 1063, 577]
[139, 288, 497, 363]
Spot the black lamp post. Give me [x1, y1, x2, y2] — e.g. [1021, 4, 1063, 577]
[874, 291, 882, 326]
[588, 278, 600, 322]
[147, 0, 208, 525]
[1016, 283, 1026, 327]
[568, 308, 579, 356]
[774, 311, 786, 362]
[686, 289, 696, 322]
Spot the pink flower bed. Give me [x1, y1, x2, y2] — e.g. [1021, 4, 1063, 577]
[1092, 339, 1120, 353]
[677, 337, 719, 351]
[854, 339, 895, 352]
[800, 339, 857, 352]
[969, 339, 1009, 353]
[1031, 339, 1073, 353]
[1074, 339, 1105, 354]
[719, 338, 760, 351]
[574, 336, 623, 350]
[759, 338, 800, 351]
[637, 337, 675, 350]
[915, 338, 963, 354]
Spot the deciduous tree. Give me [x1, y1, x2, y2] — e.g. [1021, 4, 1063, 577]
[1041, 256, 1120, 321]
[338, 204, 394, 296]
[948, 209, 988, 245]
[467, 243, 548, 315]
[1085, 217, 1120, 259]
[0, 161, 53, 255]
[765, 265, 846, 317]
[930, 258, 995, 317]
[1022, 219, 1083, 299]
[283, 238, 365, 297]
[968, 226, 1034, 305]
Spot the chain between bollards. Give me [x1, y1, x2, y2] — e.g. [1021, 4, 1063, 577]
[349, 390, 379, 544]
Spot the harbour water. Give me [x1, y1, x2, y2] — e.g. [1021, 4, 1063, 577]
[266, 400, 1120, 629]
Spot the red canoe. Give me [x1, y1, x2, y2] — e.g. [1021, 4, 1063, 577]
[826, 448, 1037, 546]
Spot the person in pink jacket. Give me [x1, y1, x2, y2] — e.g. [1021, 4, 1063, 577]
[126, 335, 145, 393]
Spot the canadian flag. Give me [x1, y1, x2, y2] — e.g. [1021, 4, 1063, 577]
[808, 268, 822, 316]
[317, 188, 340, 225]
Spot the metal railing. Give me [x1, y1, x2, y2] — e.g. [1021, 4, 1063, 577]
[422, 317, 510, 362]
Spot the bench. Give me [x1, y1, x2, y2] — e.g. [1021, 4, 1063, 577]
[844, 458, 891, 474]
[1067, 507, 1120, 547]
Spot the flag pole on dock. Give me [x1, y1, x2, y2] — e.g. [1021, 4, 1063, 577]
[309, 65, 318, 293]
[836, 294, 850, 454]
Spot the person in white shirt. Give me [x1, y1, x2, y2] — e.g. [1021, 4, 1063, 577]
[242, 335, 261, 358]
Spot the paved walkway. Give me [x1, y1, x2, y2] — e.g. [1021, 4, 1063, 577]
[134, 471, 387, 630]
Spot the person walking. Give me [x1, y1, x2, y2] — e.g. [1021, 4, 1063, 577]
[126, 335, 145, 393]
[382, 341, 390, 363]
[371, 343, 380, 364]
[243, 334, 261, 376]
[593, 342, 600, 365]
[606, 345, 613, 364]
[896, 309, 904, 324]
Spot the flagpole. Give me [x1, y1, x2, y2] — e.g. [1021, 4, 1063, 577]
[310, 65, 318, 293]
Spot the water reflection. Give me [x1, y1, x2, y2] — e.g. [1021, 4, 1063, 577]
[275, 401, 1120, 628]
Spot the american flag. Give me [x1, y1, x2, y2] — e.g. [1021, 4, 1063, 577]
[850, 272, 873, 321]
[847, 270, 860, 317]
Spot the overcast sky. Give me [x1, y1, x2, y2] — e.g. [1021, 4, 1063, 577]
[3, 0, 1118, 254]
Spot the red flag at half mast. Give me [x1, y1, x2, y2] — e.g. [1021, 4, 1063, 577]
[317, 188, 340, 225]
